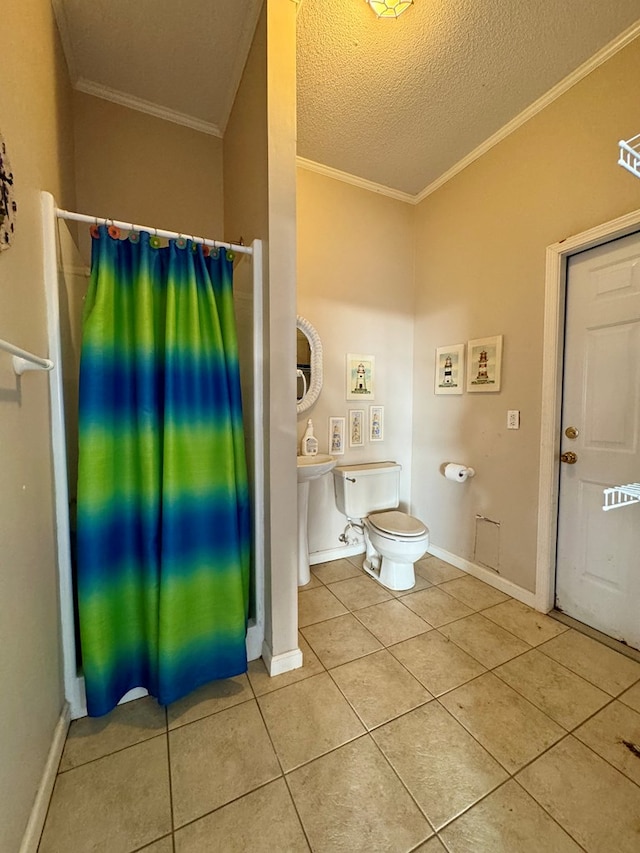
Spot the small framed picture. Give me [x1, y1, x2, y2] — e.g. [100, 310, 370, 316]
[434, 344, 465, 395]
[349, 410, 365, 447]
[346, 353, 375, 401]
[467, 335, 503, 392]
[369, 406, 384, 441]
[329, 417, 345, 455]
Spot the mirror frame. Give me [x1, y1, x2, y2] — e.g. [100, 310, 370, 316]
[296, 315, 323, 414]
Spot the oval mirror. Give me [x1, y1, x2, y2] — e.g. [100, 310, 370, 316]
[296, 315, 323, 414]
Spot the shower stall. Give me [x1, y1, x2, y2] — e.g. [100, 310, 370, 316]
[41, 191, 265, 719]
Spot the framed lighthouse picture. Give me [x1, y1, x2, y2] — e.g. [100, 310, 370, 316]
[346, 353, 375, 401]
[466, 335, 503, 392]
[435, 344, 465, 395]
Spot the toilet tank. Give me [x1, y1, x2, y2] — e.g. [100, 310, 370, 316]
[333, 462, 401, 518]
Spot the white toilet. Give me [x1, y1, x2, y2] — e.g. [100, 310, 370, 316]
[333, 461, 429, 591]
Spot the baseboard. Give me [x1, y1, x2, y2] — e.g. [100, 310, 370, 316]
[261, 641, 304, 676]
[427, 545, 538, 610]
[309, 543, 365, 565]
[20, 703, 70, 853]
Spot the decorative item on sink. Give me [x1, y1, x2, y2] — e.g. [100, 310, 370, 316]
[300, 418, 318, 456]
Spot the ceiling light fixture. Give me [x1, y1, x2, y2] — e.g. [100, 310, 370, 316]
[366, 0, 413, 18]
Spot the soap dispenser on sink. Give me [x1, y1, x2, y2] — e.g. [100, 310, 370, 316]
[300, 419, 318, 456]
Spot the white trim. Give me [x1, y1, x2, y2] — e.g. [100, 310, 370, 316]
[535, 207, 640, 612]
[300, 23, 640, 205]
[42, 192, 85, 720]
[261, 642, 304, 677]
[296, 157, 417, 204]
[309, 543, 365, 565]
[416, 21, 640, 202]
[248, 239, 265, 662]
[427, 544, 538, 610]
[19, 704, 70, 853]
[74, 78, 223, 138]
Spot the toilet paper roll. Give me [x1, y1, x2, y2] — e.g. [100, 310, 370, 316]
[444, 463, 474, 482]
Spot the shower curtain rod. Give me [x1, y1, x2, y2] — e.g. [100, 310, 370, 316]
[56, 208, 253, 256]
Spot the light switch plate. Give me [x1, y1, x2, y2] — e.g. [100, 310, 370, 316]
[507, 410, 520, 429]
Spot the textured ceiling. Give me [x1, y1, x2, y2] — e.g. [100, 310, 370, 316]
[297, 0, 640, 194]
[53, 0, 639, 196]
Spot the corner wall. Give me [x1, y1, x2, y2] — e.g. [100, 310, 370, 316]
[73, 93, 224, 246]
[297, 167, 416, 557]
[412, 37, 640, 593]
[225, 0, 299, 660]
[0, 2, 76, 850]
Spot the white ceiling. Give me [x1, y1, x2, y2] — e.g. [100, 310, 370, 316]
[53, 0, 640, 197]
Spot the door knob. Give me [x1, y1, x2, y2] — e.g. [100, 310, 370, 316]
[564, 426, 579, 439]
[560, 451, 578, 464]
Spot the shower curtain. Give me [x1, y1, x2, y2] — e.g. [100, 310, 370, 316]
[77, 226, 250, 717]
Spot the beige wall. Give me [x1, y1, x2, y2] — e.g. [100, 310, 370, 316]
[412, 38, 640, 592]
[297, 168, 416, 556]
[0, 2, 76, 850]
[225, 0, 299, 660]
[73, 92, 224, 251]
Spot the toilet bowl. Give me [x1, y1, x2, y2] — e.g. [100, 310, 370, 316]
[363, 510, 429, 590]
[333, 462, 429, 592]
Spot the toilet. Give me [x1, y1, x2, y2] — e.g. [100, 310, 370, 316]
[333, 461, 429, 591]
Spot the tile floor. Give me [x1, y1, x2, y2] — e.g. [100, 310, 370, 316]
[39, 554, 640, 853]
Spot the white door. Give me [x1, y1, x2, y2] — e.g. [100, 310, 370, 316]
[555, 230, 640, 650]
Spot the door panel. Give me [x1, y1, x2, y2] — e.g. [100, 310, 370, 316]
[555, 231, 640, 649]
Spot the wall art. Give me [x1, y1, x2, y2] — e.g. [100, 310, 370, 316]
[369, 406, 384, 441]
[466, 335, 503, 392]
[0, 133, 17, 251]
[346, 353, 375, 401]
[349, 409, 365, 447]
[434, 344, 464, 395]
[329, 416, 345, 455]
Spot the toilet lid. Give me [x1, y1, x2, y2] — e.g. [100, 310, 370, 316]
[368, 510, 427, 537]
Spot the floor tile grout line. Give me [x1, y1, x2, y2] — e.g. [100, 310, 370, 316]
[363, 731, 440, 839]
[164, 708, 176, 845]
[55, 728, 168, 775]
[166, 694, 256, 734]
[324, 654, 433, 734]
[168, 775, 285, 838]
[509, 777, 590, 853]
[534, 636, 640, 697]
[489, 656, 618, 731]
[281, 767, 316, 851]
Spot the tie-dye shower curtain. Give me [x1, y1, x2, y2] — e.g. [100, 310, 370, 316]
[77, 226, 250, 717]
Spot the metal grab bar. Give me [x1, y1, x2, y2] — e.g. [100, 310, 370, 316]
[0, 337, 54, 375]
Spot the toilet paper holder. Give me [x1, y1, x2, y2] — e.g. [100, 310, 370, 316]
[443, 463, 476, 482]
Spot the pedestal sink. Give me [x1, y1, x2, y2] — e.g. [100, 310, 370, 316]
[297, 454, 336, 586]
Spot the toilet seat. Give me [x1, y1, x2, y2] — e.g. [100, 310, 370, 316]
[367, 510, 427, 538]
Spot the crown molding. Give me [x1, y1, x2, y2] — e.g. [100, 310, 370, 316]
[300, 21, 640, 206]
[296, 157, 417, 204]
[414, 20, 640, 203]
[74, 79, 223, 138]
